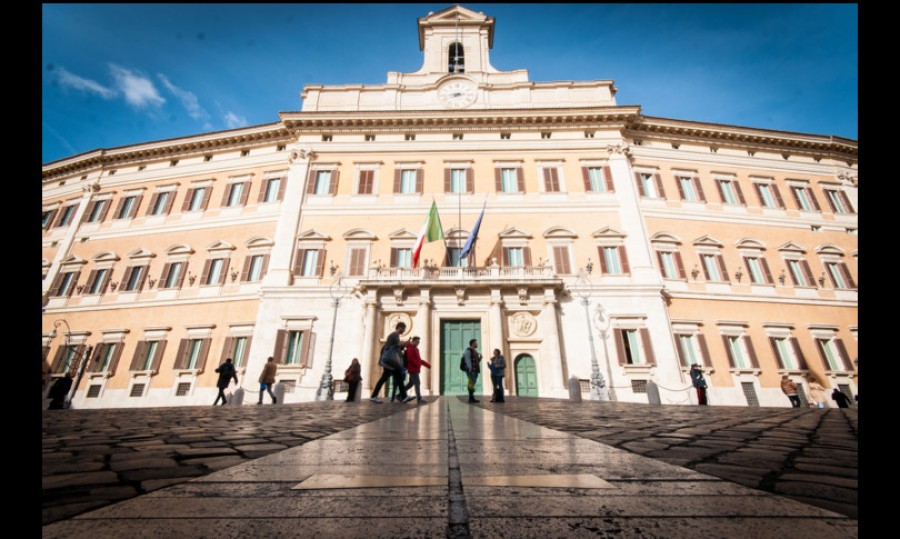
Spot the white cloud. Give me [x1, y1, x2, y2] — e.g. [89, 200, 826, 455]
[223, 111, 247, 129]
[109, 64, 165, 108]
[158, 74, 210, 122]
[56, 67, 116, 99]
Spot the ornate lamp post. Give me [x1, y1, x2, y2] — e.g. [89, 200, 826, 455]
[316, 269, 348, 400]
[49, 319, 93, 409]
[574, 269, 610, 400]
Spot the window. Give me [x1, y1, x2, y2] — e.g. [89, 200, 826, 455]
[390, 248, 412, 268]
[322, 135, 333, 142]
[815, 337, 852, 371]
[294, 249, 325, 277]
[146, 191, 173, 216]
[242, 254, 269, 282]
[824, 188, 855, 214]
[496, 167, 523, 193]
[825, 261, 856, 289]
[500, 133, 511, 140]
[582, 167, 613, 193]
[743, 256, 773, 284]
[542, 168, 560, 192]
[614, 328, 655, 365]
[281, 330, 309, 366]
[541, 132, 552, 139]
[357, 170, 374, 195]
[585, 131, 595, 139]
[452, 133, 463, 141]
[657, 250, 686, 279]
[502, 246, 531, 267]
[699, 253, 728, 282]
[791, 185, 821, 212]
[54, 204, 77, 228]
[768, 336, 808, 370]
[115, 195, 141, 219]
[631, 380, 647, 393]
[365, 134, 375, 142]
[405, 134, 415, 141]
[446, 169, 468, 193]
[130, 383, 146, 397]
[49, 270, 81, 297]
[202, 258, 228, 286]
[754, 182, 785, 209]
[599, 246, 630, 275]
[230, 336, 250, 368]
[552, 245, 572, 275]
[90, 342, 122, 373]
[786, 258, 815, 287]
[87, 385, 102, 398]
[84, 199, 110, 223]
[50, 344, 85, 374]
[184, 187, 209, 212]
[174, 338, 210, 370]
[223, 182, 248, 208]
[674, 333, 711, 368]
[121, 265, 147, 292]
[448, 42, 464, 73]
[160, 261, 186, 289]
[260, 177, 285, 203]
[716, 179, 746, 205]
[309, 170, 336, 196]
[447, 247, 464, 267]
[676, 176, 705, 202]
[85, 268, 111, 295]
[129, 340, 166, 372]
[635, 172, 665, 199]
[347, 248, 367, 276]
[394, 169, 421, 194]
[241, 150, 250, 157]
[42, 209, 57, 230]
[722, 334, 759, 369]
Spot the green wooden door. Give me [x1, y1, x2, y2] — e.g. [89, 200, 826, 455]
[515, 354, 538, 397]
[441, 320, 482, 395]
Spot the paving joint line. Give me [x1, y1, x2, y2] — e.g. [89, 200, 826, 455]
[446, 400, 472, 539]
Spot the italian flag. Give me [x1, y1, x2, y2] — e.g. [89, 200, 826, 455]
[412, 201, 444, 268]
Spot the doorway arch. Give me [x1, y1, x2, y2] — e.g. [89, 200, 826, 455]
[514, 354, 538, 397]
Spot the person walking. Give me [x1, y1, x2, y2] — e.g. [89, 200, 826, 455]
[806, 377, 828, 409]
[780, 375, 801, 407]
[214, 358, 239, 406]
[258, 356, 278, 404]
[831, 388, 852, 408]
[463, 339, 482, 403]
[47, 373, 73, 410]
[344, 358, 362, 402]
[403, 336, 431, 403]
[390, 350, 408, 403]
[370, 321, 410, 403]
[487, 348, 506, 403]
[689, 363, 708, 405]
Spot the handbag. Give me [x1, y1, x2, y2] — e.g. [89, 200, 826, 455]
[379, 346, 402, 371]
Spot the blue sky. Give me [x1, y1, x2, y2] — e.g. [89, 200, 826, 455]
[42, 4, 858, 164]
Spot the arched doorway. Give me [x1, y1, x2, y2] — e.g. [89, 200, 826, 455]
[514, 354, 538, 397]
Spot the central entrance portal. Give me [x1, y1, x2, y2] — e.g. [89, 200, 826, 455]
[440, 320, 482, 395]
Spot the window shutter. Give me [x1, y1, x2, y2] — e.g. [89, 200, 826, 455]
[200, 259, 212, 285]
[771, 184, 785, 209]
[697, 334, 711, 367]
[195, 338, 212, 372]
[597, 246, 608, 274]
[466, 169, 474, 192]
[700, 256, 711, 280]
[81, 201, 95, 222]
[733, 181, 746, 205]
[292, 249, 305, 276]
[760, 257, 773, 284]
[640, 328, 656, 365]
[674, 251, 686, 279]
[613, 329, 627, 365]
[523, 247, 532, 266]
[790, 337, 808, 370]
[753, 184, 765, 206]
[619, 246, 630, 274]
[675, 177, 686, 200]
[220, 185, 233, 206]
[84, 270, 98, 293]
[674, 335, 686, 366]
[107, 343, 124, 375]
[329, 170, 340, 195]
[273, 330, 287, 364]
[98, 269, 111, 294]
[240, 256, 252, 282]
[744, 336, 760, 368]
[582, 167, 592, 191]
[716, 255, 729, 281]
[769, 337, 785, 369]
[800, 260, 816, 288]
[315, 250, 326, 277]
[494, 168, 503, 192]
[52, 206, 70, 228]
[43, 209, 58, 231]
[218, 258, 231, 285]
[307, 172, 318, 194]
[300, 331, 313, 368]
[390, 248, 399, 268]
[174, 262, 188, 289]
[722, 336, 736, 368]
[807, 188, 821, 211]
[834, 339, 853, 370]
[785, 260, 799, 286]
[260, 255, 270, 279]
[416, 170, 424, 193]
[840, 263, 857, 289]
[824, 189, 839, 212]
[121, 267, 135, 291]
[48, 273, 65, 297]
[87, 341, 104, 371]
[634, 172, 644, 196]
[553, 246, 570, 275]
[136, 265, 148, 290]
[694, 178, 706, 202]
[501, 247, 510, 266]
[790, 187, 803, 210]
[603, 166, 614, 192]
[714, 180, 726, 203]
[516, 167, 525, 192]
[50, 346, 66, 374]
[219, 337, 233, 364]
[358, 170, 373, 195]
[173, 339, 189, 370]
[655, 251, 665, 277]
[149, 340, 167, 372]
[393, 169, 401, 193]
[444, 169, 452, 192]
[182, 190, 194, 212]
[129, 341, 147, 371]
[237, 183, 250, 206]
[198, 188, 210, 211]
[653, 174, 666, 198]
[258, 180, 269, 203]
[840, 191, 855, 214]
[276, 177, 287, 201]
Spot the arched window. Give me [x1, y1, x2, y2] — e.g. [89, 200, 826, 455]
[449, 42, 465, 73]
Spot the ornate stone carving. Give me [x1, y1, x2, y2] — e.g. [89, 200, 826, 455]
[510, 312, 537, 337]
[455, 288, 466, 305]
[290, 149, 317, 163]
[606, 144, 631, 157]
[385, 312, 412, 337]
[393, 288, 405, 305]
[517, 287, 528, 303]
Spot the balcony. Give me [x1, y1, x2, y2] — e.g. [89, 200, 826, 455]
[357, 265, 562, 289]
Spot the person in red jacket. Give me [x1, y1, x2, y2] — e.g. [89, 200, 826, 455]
[402, 336, 431, 403]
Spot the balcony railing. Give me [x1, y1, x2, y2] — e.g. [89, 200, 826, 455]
[363, 265, 557, 281]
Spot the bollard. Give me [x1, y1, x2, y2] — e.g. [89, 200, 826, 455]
[354, 383, 363, 402]
[646, 380, 661, 405]
[273, 382, 286, 405]
[568, 376, 583, 402]
[230, 387, 244, 406]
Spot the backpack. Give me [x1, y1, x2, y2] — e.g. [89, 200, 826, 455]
[459, 351, 468, 371]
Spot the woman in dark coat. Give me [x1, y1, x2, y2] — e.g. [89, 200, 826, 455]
[344, 358, 362, 402]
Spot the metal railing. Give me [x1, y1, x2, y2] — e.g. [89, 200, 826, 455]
[364, 265, 557, 281]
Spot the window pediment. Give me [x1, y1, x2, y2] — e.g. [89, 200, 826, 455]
[499, 226, 532, 239]
[92, 251, 120, 263]
[206, 241, 236, 253]
[389, 229, 417, 240]
[650, 232, 681, 245]
[60, 255, 87, 266]
[298, 229, 331, 241]
[166, 244, 194, 257]
[692, 235, 723, 248]
[543, 226, 577, 239]
[445, 227, 471, 241]
[777, 241, 807, 254]
[734, 238, 767, 250]
[815, 244, 845, 256]
[343, 229, 377, 241]
[246, 237, 275, 249]
[127, 248, 156, 260]
[592, 227, 625, 239]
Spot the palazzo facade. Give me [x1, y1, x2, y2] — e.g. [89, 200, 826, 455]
[41, 6, 858, 409]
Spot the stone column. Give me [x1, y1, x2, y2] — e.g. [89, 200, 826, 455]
[359, 295, 378, 394]
[540, 287, 565, 396]
[262, 148, 316, 287]
[414, 288, 432, 394]
[489, 288, 504, 355]
[43, 181, 100, 296]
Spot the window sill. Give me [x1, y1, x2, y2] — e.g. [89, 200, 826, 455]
[825, 370, 856, 377]
[777, 369, 809, 376]
[130, 370, 157, 377]
[622, 364, 654, 375]
[85, 371, 114, 379]
[681, 366, 714, 375]
[173, 369, 203, 377]
[729, 368, 761, 376]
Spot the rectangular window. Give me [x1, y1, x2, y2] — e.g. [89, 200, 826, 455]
[755, 183, 784, 209]
[142, 341, 159, 371]
[500, 168, 518, 193]
[116, 196, 138, 219]
[678, 177, 698, 202]
[639, 173, 658, 198]
[56, 205, 77, 227]
[400, 170, 417, 194]
[97, 343, 118, 372]
[793, 186, 813, 211]
[130, 383, 146, 397]
[745, 257, 766, 284]
[87, 385, 102, 398]
[817, 339, 843, 371]
[677, 335, 699, 367]
[506, 247, 524, 267]
[727, 336, 747, 368]
[701, 254, 722, 281]
[348, 248, 367, 276]
[285, 331, 305, 365]
[787, 259, 808, 287]
[773, 337, 796, 369]
[603, 247, 622, 274]
[162, 262, 185, 289]
[55, 271, 78, 297]
[623, 329, 644, 365]
[357, 170, 374, 195]
[825, 262, 855, 289]
[450, 169, 466, 193]
[231, 336, 249, 368]
[394, 248, 412, 268]
[314, 171, 331, 195]
[542, 168, 560, 192]
[448, 247, 464, 267]
[86, 200, 109, 222]
[123, 266, 145, 292]
[301, 250, 319, 277]
[552, 245, 571, 275]
[206, 259, 224, 285]
[42, 209, 57, 229]
[87, 268, 110, 294]
[263, 178, 282, 203]
[225, 183, 245, 207]
[186, 339, 203, 369]
[246, 255, 265, 282]
[718, 180, 738, 205]
[659, 252, 678, 279]
[188, 188, 206, 211]
[741, 382, 760, 407]
[149, 192, 172, 216]
[824, 189, 854, 214]
[585, 167, 608, 192]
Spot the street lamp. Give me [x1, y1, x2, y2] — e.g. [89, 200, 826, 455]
[49, 319, 93, 409]
[316, 270, 348, 400]
[574, 270, 610, 400]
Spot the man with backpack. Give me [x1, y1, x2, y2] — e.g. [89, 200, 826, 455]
[462, 339, 482, 403]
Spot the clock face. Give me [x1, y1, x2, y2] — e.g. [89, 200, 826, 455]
[438, 80, 477, 109]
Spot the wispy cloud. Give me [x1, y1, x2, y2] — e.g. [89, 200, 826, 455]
[109, 64, 165, 108]
[56, 67, 116, 99]
[158, 74, 210, 123]
[223, 111, 247, 129]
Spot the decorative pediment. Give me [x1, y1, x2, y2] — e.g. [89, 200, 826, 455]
[343, 229, 377, 241]
[815, 243, 845, 256]
[206, 241, 236, 253]
[60, 255, 87, 266]
[650, 232, 681, 244]
[543, 226, 577, 239]
[777, 241, 807, 254]
[734, 238, 766, 250]
[166, 244, 194, 256]
[423, 5, 491, 24]
[127, 248, 156, 260]
[389, 229, 417, 240]
[245, 237, 275, 249]
[591, 227, 625, 239]
[445, 227, 471, 240]
[692, 235, 723, 248]
[499, 226, 532, 239]
[297, 229, 331, 241]
[92, 251, 120, 263]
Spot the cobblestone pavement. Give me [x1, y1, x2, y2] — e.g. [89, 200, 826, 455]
[42, 400, 408, 525]
[479, 398, 858, 519]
